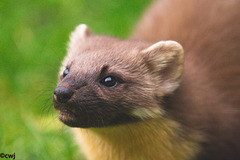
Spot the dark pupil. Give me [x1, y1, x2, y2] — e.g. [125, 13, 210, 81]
[63, 68, 69, 78]
[102, 76, 117, 87]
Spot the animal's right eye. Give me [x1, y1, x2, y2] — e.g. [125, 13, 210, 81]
[63, 68, 69, 78]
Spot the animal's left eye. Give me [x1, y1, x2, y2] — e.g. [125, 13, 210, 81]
[100, 76, 117, 88]
[63, 68, 69, 78]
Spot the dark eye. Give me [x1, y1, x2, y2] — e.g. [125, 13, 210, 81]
[63, 68, 69, 78]
[100, 76, 117, 88]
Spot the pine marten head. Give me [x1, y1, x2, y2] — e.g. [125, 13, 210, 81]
[53, 24, 184, 128]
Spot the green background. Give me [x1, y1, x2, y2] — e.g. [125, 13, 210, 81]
[0, 0, 152, 159]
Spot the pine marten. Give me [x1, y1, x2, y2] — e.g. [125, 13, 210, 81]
[53, 0, 240, 159]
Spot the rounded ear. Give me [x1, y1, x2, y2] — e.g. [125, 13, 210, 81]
[68, 24, 91, 52]
[142, 41, 184, 94]
[71, 24, 90, 40]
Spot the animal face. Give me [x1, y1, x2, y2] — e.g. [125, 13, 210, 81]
[53, 24, 184, 128]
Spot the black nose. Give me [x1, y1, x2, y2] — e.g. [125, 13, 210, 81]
[54, 86, 73, 103]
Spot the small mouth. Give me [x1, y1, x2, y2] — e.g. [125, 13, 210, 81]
[57, 108, 96, 128]
[54, 100, 141, 128]
[58, 109, 79, 126]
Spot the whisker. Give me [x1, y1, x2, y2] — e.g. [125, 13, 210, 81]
[41, 98, 54, 115]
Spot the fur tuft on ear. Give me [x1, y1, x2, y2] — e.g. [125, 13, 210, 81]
[71, 24, 90, 40]
[142, 40, 184, 94]
[68, 24, 91, 53]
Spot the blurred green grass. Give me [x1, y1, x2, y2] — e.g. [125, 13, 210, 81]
[0, 0, 152, 159]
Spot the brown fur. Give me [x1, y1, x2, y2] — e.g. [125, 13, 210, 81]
[55, 33, 183, 127]
[53, 0, 240, 159]
[133, 0, 240, 159]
